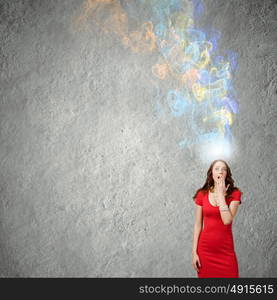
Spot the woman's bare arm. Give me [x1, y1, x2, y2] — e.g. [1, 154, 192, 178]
[192, 204, 203, 254]
[217, 194, 240, 225]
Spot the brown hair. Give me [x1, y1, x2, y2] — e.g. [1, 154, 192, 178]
[192, 159, 242, 200]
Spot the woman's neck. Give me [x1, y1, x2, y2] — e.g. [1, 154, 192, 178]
[210, 187, 226, 196]
[210, 187, 221, 193]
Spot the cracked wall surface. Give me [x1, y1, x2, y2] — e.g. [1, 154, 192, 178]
[0, 0, 276, 277]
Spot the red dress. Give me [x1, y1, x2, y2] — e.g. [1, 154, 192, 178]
[194, 189, 242, 278]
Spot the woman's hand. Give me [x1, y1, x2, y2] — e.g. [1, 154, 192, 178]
[192, 252, 201, 272]
[215, 175, 230, 196]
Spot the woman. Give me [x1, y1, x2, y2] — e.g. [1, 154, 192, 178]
[191, 159, 242, 278]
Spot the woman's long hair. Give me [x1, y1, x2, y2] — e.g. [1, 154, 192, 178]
[192, 159, 242, 200]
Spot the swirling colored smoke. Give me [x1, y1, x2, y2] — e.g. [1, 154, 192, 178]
[75, 0, 239, 163]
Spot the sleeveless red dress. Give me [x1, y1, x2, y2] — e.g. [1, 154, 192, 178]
[194, 189, 242, 278]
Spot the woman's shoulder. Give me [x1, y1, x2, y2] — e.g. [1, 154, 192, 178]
[232, 187, 242, 194]
[198, 189, 208, 195]
[193, 188, 207, 200]
[229, 187, 243, 198]
[197, 189, 208, 199]
[194, 189, 208, 206]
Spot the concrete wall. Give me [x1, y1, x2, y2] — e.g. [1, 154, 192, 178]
[0, 0, 276, 277]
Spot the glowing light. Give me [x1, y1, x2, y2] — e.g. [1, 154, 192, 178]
[198, 137, 234, 164]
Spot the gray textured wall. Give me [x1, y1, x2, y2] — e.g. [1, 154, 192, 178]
[0, 0, 276, 277]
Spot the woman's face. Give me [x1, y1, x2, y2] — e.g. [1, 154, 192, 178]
[212, 161, 227, 184]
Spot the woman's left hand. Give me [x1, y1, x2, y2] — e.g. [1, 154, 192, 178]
[216, 176, 230, 195]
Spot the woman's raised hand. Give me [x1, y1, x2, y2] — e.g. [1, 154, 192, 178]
[216, 175, 229, 195]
